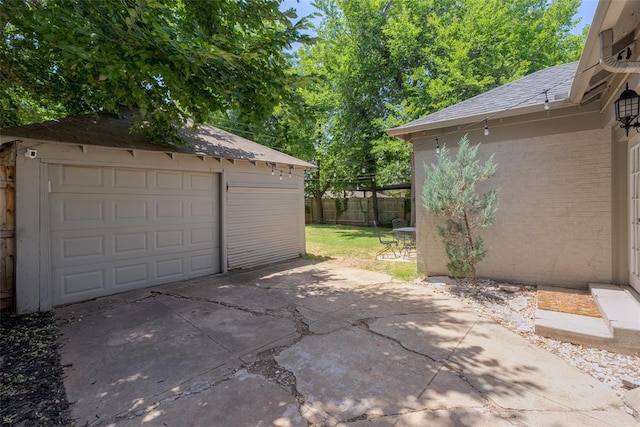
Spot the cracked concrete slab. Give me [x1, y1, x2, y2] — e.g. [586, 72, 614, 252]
[345, 408, 517, 426]
[512, 409, 639, 427]
[59, 298, 237, 425]
[57, 260, 637, 426]
[420, 366, 486, 409]
[299, 309, 353, 335]
[167, 282, 291, 312]
[626, 387, 640, 418]
[118, 370, 305, 427]
[276, 327, 440, 421]
[448, 321, 625, 412]
[368, 312, 482, 361]
[154, 294, 299, 356]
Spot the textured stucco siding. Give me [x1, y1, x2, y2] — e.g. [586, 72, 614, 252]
[414, 128, 612, 287]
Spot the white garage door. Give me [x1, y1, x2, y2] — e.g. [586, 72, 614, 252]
[227, 184, 302, 269]
[48, 164, 220, 305]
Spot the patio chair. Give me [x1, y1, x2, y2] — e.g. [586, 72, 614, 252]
[373, 220, 398, 258]
[391, 218, 408, 229]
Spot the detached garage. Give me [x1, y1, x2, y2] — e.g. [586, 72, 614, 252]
[0, 111, 314, 312]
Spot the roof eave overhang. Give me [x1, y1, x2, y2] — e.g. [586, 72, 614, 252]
[0, 134, 317, 170]
[568, 0, 640, 105]
[386, 99, 572, 141]
[569, 1, 613, 104]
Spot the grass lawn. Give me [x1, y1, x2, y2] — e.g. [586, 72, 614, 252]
[305, 224, 421, 282]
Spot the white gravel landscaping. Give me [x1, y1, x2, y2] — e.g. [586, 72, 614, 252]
[421, 277, 640, 401]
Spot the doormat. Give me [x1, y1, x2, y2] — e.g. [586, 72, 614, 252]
[537, 289, 602, 318]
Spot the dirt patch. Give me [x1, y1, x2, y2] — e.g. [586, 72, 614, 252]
[0, 311, 71, 426]
[247, 347, 304, 404]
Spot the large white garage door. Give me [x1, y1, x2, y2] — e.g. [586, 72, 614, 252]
[48, 164, 220, 305]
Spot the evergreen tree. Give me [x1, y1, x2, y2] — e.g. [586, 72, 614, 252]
[422, 135, 499, 286]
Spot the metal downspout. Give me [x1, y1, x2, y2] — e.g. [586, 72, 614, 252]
[600, 29, 640, 73]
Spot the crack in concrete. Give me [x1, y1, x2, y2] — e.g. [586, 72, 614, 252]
[437, 367, 531, 426]
[154, 363, 230, 398]
[149, 290, 273, 316]
[354, 315, 516, 425]
[353, 318, 438, 363]
[433, 318, 523, 424]
[137, 291, 526, 426]
[246, 345, 316, 426]
[270, 304, 314, 336]
[340, 405, 520, 425]
[247, 346, 305, 404]
[150, 291, 317, 425]
[242, 306, 319, 425]
[109, 376, 233, 424]
[167, 304, 235, 352]
[131, 293, 157, 303]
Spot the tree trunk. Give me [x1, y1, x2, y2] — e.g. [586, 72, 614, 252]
[371, 179, 379, 225]
[463, 211, 478, 286]
[314, 191, 324, 224]
[410, 150, 415, 225]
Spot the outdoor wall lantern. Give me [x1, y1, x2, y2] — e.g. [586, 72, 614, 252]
[614, 83, 640, 136]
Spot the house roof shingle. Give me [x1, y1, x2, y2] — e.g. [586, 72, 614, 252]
[0, 110, 316, 169]
[388, 61, 579, 136]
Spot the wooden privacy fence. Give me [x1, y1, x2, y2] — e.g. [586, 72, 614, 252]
[0, 143, 15, 310]
[305, 197, 410, 226]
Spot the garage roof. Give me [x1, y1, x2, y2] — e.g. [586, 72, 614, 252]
[1, 110, 316, 169]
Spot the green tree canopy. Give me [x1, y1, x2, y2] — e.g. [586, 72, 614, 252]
[1, 0, 311, 139]
[275, 0, 583, 216]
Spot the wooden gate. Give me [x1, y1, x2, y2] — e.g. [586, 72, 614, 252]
[0, 143, 16, 310]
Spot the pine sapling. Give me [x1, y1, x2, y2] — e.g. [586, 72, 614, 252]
[422, 135, 499, 286]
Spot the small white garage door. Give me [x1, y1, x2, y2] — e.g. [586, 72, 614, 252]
[48, 164, 220, 305]
[227, 184, 302, 269]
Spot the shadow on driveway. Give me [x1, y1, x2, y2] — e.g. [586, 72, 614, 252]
[57, 258, 633, 426]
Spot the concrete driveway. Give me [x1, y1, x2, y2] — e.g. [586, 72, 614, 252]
[57, 259, 636, 426]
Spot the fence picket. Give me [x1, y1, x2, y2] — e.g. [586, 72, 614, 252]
[305, 197, 409, 226]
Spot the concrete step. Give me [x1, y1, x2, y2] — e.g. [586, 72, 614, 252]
[589, 283, 640, 331]
[589, 283, 640, 351]
[535, 309, 613, 343]
[534, 284, 640, 356]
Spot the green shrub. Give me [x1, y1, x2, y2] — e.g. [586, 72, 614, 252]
[422, 135, 499, 286]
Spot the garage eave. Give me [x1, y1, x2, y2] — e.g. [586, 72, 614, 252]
[1, 110, 316, 170]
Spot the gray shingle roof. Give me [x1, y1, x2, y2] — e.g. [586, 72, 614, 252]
[1, 110, 315, 168]
[388, 61, 578, 134]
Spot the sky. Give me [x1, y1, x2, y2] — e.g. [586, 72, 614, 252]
[280, 0, 599, 35]
[574, 0, 599, 34]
